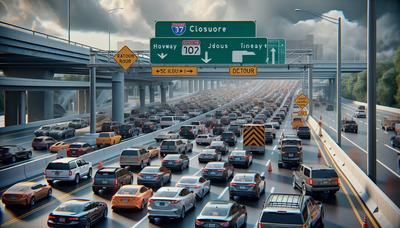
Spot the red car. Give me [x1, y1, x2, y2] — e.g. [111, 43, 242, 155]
[67, 142, 94, 157]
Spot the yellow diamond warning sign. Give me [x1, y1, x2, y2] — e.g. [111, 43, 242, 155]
[114, 46, 138, 71]
[294, 93, 309, 109]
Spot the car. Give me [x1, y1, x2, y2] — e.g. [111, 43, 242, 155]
[45, 157, 92, 185]
[147, 146, 160, 158]
[160, 139, 186, 156]
[270, 121, 280, 130]
[117, 123, 140, 139]
[227, 123, 241, 137]
[101, 121, 122, 132]
[341, 119, 358, 133]
[2, 181, 52, 207]
[207, 140, 229, 155]
[196, 134, 215, 146]
[48, 199, 108, 228]
[228, 113, 238, 121]
[155, 131, 179, 142]
[264, 123, 276, 138]
[293, 164, 340, 196]
[96, 132, 122, 147]
[257, 193, 324, 228]
[176, 176, 211, 199]
[49, 142, 70, 153]
[220, 116, 231, 125]
[326, 104, 334, 111]
[148, 187, 196, 222]
[181, 139, 193, 153]
[179, 125, 199, 139]
[265, 131, 274, 144]
[0, 145, 32, 163]
[229, 172, 265, 200]
[149, 115, 160, 123]
[143, 121, 158, 133]
[92, 167, 134, 194]
[195, 200, 247, 228]
[291, 117, 304, 129]
[391, 135, 400, 148]
[119, 147, 150, 169]
[278, 134, 303, 150]
[221, 131, 237, 146]
[202, 161, 234, 182]
[68, 118, 88, 129]
[162, 154, 190, 171]
[354, 110, 366, 118]
[34, 125, 55, 137]
[160, 116, 179, 128]
[32, 136, 57, 150]
[137, 166, 172, 189]
[111, 184, 153, 211]
[271, 116, 282, 125]
[198, 149, 222, 163]
[228, 149, 253, 168]
[48, 125, 75, 140]
[67, 142, 94, 157]
[278, 145, 303, 168]
[297, 126, 311, 139]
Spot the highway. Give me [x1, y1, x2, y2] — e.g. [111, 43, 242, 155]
[314, 99, 400, 207]
[0, 83, 373, 228]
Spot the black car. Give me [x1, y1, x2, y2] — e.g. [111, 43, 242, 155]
[264, 131, 273, 144]
[202, 162, 234, 182]
[297, 126, 311, 139]
[92, 167, 134, 194]
[179, 125, 198, 139]
[195, 200, 247, 228]
[207, 140, 229, 155]
[229, 172, 265, 199]
[213, 124, 225, 136]
[341, 120, 358, 133]
[0, 145, 32, 163]
[161, 154, 190, 171]
[221, 131, 237, 146]
[228, 123, 241, 137]
[48, 199, 107, 228]
[49, 126, 75, 140]
[117, 124, 140, 139]
[142, 122, 157, 133]
[101, 121, 121, 132]
[34, 125, 55, 137]
[390, 135, 400, 148]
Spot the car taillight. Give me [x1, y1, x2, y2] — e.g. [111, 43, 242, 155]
[244, 155, 250, 159]
[114, 179, 118, 187]
[217, 169, 225, 172]
[170, 200, 180, 204]
[302, 224, 307, 228]
[193, 185, 201, 189]
[228, 156, 233, 159]
[307, 178, 314, 185]
[195, 219, 205, 225]
[152, 173, 160, 177]
[138, 173, 144, 177]
[148, 199, 154, 204]
[68, 217, 79, 221]
[336, 178, 341, 187]
[175, 160, 182, 163]
[247, 183, 256, 187]
[219, 221, 230, 227]
[69, 171, 72, 176]
[48, 215, 56, 220]
[162, 160, 166, 164]
[203, 168, 208, 172]
[258, 223, 262, 228]
[230, 183, 237, 187]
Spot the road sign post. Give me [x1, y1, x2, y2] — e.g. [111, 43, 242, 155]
[114, 46, 138, 70]
[151, 38, 268, 64]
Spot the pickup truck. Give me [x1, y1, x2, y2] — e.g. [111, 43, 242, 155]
[381, 117, 400, 131]
[96, 132, 122, 147]
[342, 119, 358, 133]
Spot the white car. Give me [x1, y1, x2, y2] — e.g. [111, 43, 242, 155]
[176, 176, 211, 199]
[354, 110, 366, 118]
[45, 157, 92, 185]
[154, 131, 179, 142]
[148, 187, 196, 222]
[264, 123, 277, 138]
[196, 134, 216, 146]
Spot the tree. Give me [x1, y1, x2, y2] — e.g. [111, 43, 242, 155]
[377, 68, 397, 106]
[352, 71, 367, 102]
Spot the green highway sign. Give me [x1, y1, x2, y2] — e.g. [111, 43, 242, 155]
[266, 39, 286, 64]
[150, 38, 268, 64]
[155, 21, 256, 37]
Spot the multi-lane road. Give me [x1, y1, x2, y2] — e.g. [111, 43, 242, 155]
[0, 85, 374, 228]
[314, 99, 400, 207]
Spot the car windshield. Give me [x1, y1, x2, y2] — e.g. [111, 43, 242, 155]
[164, 155, 180, 160]
[181, 126, 193, 130]
[202, 150, 215, 154]
[41, 126, 51, 130]
[233, 174, 254, 182]
[71, 119, 80, 123]
[179, 177, 198, 184]
[46, 163, 70, 170]
[283, 140, 300, 146]
[0, 147, 10, 153]
[231, 151, 246, 156]
[221, 133, 234, 138]
[55, 202, 85, 213]
[206, 163, 223, 168]
[33, 138, 43, 142]
[99, 133, 110, 137]
[260, 212, 304, 224]
[198, 135, 208, 138]
[141, 167, 160, 173]
[8, 185, 30, 192]
[69, 144, 83, 149]
[265, 124, 273, 128]
[120, 125, 131, 130]
[95, 171, 116, 178]
[210, 142, 223, 147]
[298, 127, 309, 131]
[121, 150, 139, 156]
[117, 187, 138, 195]
[312, 169, 338, 178]
[201, 206, 229, 217]
[154, 191, 178, 198]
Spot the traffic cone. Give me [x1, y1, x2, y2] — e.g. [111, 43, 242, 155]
[267, 161, 273, 172]
[317, 148, 322, 158]
[98, 161, 104, 170]
[361, 215, 368, 228]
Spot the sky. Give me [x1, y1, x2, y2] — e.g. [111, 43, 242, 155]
[0, 0, 399, 60]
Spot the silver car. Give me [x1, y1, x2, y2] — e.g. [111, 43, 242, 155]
[148, 187, 196, 222]
[176, 176, 211, 199]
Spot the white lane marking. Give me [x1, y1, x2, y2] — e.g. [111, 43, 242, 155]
[189, 153, 200, 161]
[193, 168, 203, 176]
[272, 145, 277, 150]
[265, 159, 271, 168]
[270, 186, 275, 193]
[384, 144, 400, 155]
[384, 131, 388, 135]
[218, 187, 229, 199]
[131, 215, 148, 228]
[327, 124, 400, 178]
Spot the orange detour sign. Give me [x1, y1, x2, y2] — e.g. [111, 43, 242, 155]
[114, 46, 138, 71]
[294, 93, 309, 109]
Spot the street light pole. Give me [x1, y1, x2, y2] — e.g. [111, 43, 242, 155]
[337, 17, 342, 146]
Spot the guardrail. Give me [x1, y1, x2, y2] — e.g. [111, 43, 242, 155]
[0, 82, 263, 189]
[307, 116, 400, 228]
[342, 98, 400, 115]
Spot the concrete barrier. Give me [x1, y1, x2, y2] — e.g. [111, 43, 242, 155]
[308, 116, 400, 228]
[342, 98, 400, 114]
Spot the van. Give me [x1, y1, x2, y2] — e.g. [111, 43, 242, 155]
[120, 147, 150, 169]
[160, 116, 179, 129]
[160, 139, 186, 156]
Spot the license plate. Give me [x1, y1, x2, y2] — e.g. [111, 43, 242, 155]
[55, 171, 60, 175]
[145, 176, 152, 179]
[239, 186, 246, 189]
[9, 196, 16, 200]
[158, 202, 166, 206]
[210, 172, 216, 175]
[289, 154, 294, 157]
[59, 218, 66, 223]
[235, 158, 240, 161]
[208, 224, 217, 228]
[168, 161, 173, 165]
[102, 181, 108, 184]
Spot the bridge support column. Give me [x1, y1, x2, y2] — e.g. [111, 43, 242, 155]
[89, 53, 96, 134]
[112, 71, 124, 123]
[188, 80, 194, 93]
[139, 85, 146, 110]
[4, 91, 26, 126]
[194, 80, 199, 92]
[124, 87, 129, 103]
[160, 84, 167, 104]
[149, 85, 155, 103]
[77, 90, 88, 114]
[27, 91, 54, 122]
[169, 83, 174, 98]
[217, 81, 221, 89]
[199, 80, 204, 91]
[211, 80, 216, 90]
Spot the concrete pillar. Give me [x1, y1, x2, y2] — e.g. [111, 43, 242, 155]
[139, 85, 146, 109]
[124, 87, 129, 103]
[199, 80, 204, 91]
[89, 53, 96, 134]
[19, 91, 26, 125]
[27, 91, 54, 122]
[217, 81, 221, 89]
[211, 80, 215, 90]
[149, 85, 155, 103]
[194, 80, 199, 92]
[169, 84, 174, 98]
[112, 71, 124, 123]
[77, 90, 86, 114]
[4, 91, 18, 126]
[188, 80, 194, 93]
[160, 84, 167, 104]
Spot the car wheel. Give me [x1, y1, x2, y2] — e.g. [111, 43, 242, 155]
[75, 174, 80, 184]
[148, 216, 156, 223]
[140, 200, 146, 211]
[30, 196, 36, 207]
[292, 176, 297, 189]
[278, 163, 283, 168]
[47, 180, 54, 186]
[87, 168, 92, 179]
[147, 159, 151, 166]
[47, 188, 52, 198]
[26, 152, 32, 159]
[179, 207, 186, 220]
[302, 183, 307, 195]
[11, 156, 16, 163]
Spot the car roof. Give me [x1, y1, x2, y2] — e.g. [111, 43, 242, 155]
[0, 145, 17, 148]
[158, 187, 183, 192]
[302, 163, 333, 170]
[52, 157, 78, 163]
[64, 199, 91, 205]
[14, 181, 37, 187]
[70, 142, 86, 145]
[206, 200, 235, 208]
[98, 167, 120, 172]
[264, 193, 306, 211]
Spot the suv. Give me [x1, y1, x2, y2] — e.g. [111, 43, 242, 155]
[45, 157, 92, 185]
[179, 125, 199, 139]
[293, 164, 340, 196]
[160, 139, 186, 156]
[264, 123, 276, 139]
[92, 167, 133, 194]
[117, 123, 140, 139]
[228, 123, 241, 137]
[221, 131, 237, 146]
[160, 116, 179, 129]
[0, 145, 32, 163]
[341, 119, 358, 133]
[257, 193, 324, 228]
[297, 126, 311, 139]
[120, 147, 150, 169]
[278, 145, 303, 168]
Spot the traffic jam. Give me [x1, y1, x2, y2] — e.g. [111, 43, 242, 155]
[1, 81, 360, 228]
